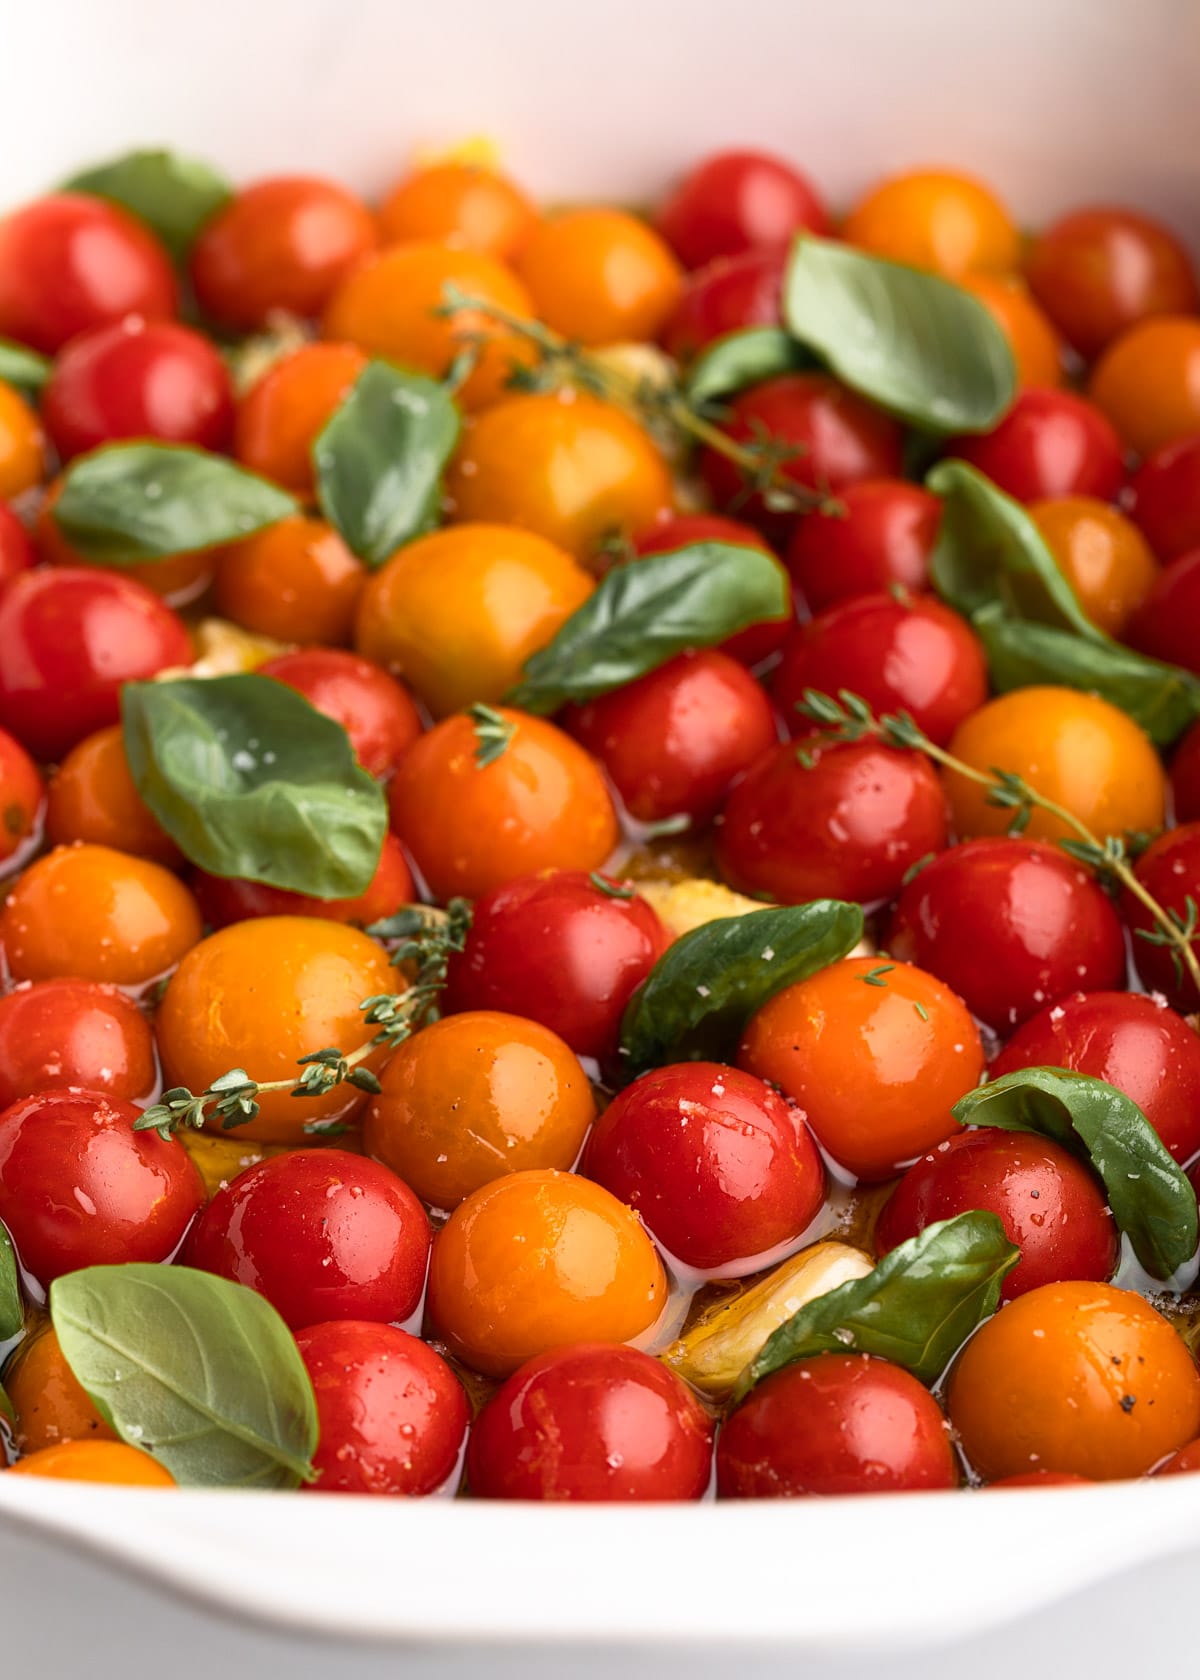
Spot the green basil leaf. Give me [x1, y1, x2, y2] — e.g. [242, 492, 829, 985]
[685, 327, 812, 406]
[783, 236, 1016, 433]
[954, 1068, 1198, 1281]
[0, 337, 51, 399]
[51, 1264, 318, 1488]
[619, 900, 863, 1077]
[0, 1383, 14, 1425]
[63, 149, 232, 260]
[122, 675, 387, 898]
[314, 359, 461, 567]
[0, 1223, 22, 1343]
[507, 543, 790, 715]
[738, 1212, 1019, 1399]
[55, 443, 298, 564]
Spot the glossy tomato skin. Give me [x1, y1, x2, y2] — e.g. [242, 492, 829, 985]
[190, 831, 414, 930]
[772, 593, 987, 748]
[468, 1343, 714, 1502]
[1124, 825, 1200, 1010]
[186, 1149, 430, 1332]
[1128, 435, 1200, 563]
[0, 568, 191, 763]
[716, 1354, 958, 1498]
[256, 648, 423, 779]
[442, 870, 668, 1063]
[0, 979, 158, 1109]
[715, 738, 948, 906]
[786, 480, 941, 612]
[661, 248, 786, 360]
[875, 1128, 1117, 1300]
[0, 502, 35, 584]
[583, 1062, 825, 1274]
[632, 513, 792, 666]
[297, 1320, 468, 1497]
[886, 839, 1127, 1035]
[1125, 549, 1200, 675]
[0, 194, 177, 354]
[1171, 720, 1200, 823]
[0, 1090, 202, 1287]
[655, 150, 829, 269]
[947, 388, 1126, 504]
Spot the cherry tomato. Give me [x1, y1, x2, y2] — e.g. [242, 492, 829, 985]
[0, 977, 158, 1110]
[443, 870, 667, 1063]
[5, 1325, 116, 1454]
[378, 161, 538, 262]
[715, 737, 948, 906]
[0, 502, 34, 584]
[257, 648, 422, 780]
[563, 649, 778, 827]
[0, 567, 191, 763]
[988, 1471, 1093, 1488]
[1029, 495, 1158, 636]
[885, 839, 1127, 1035]
[661, 248, 786, 361]
[584, 1062, 825, 1274]
[468, 1343, 714, 1502]
[716, 1353, 958, 1497]
[947, 388, 1125, 504]
[1123, 824, 1200, 1011]
[946, 1281, 1200, 1481]
[654, 150, 829, 269]
[843, 168, 1019, 278]
[297, 1320, 468, 1497]
[786, 480, 941, 613]
[0, 379, 45, 500]
[45, 723, 181, 866]
[961, 274, 1063, 389]
[992, 990, 1200, 1166]
[214, 515, 366, 647]
[738, 955, 984, 1180]
[632, 512, 792, 665]
[1153, 1440, 1200, 1477]
[1125, 549, 1200, 675]
[1128, 434, 1200, 563]
[875, 1128, 1118, 1300]
[516, 209, 683, 347]
[7, 1440, 175, 1486]
[0, 1090, 202, 1287]
[0, 726, 44, 874]
[190, 829, 414, 930]
[772, 593, 987, 748]
[1026, 207, 1198, 360]
[233, 341, 367, 496]
[1170, 720, 1200, 823]
[186, 1149, 430, 1331]
[1088, 317, 1200, 458]
[0, 193, 176, 354]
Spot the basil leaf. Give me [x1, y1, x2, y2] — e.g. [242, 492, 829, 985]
[51, 1264, 318, 1488]
[738, 1212, 1019, 1398]
[783, 236, 1015, 433]
[954, 1068, 1198, 1280]
[685, 327, 811, 406]
[122, 675, 386, 898]
[619, 900, 863, 1077]
[314, 360, 461, 567]
[0, 337, 51, 399]
[0, 1384, 14, 1426]
[55, 443, 297, 564]
[507, 543, 790, 714]
[63, 149, 232, 260]
[0, 1223, 22, 1342]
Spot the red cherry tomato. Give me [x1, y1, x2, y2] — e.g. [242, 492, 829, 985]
[947, 388, 1126, 504]
[661, 248, 785, 360]
[41, 319, 235, 461]
[256, 648, 423, 779]
[443, 870, 667, 1064]
[190, 831, 414, 930]
[297, 1320, 468, 1497]
[563, 650, 778, 827]
[0, 568, 191, 763]
[715, 737, 948, 905]
[1170, 720, 1200, 823]
[772, 593, 987, 748]
[886, 839, 1127, 1035]
[185, 1149, 430, 1331]
[0, 193, 177, 354]
[1153, 1439, 1200, 1477]
[716, 1353, 958, 1497]
[467, 1342, 713, 1502]
[1124, 549, 1200, 675]
[584, 1062, 825, 1274]
[875, 1127, 1118, 1300]
[1128, 434, 1200, 563]
[0, 726, 45, 873]
[1124, 824, 1200, 1011]
[632, 513, 792, 665]
[0, 979, 158, 1110]
[786, 479, 942, 612]
[0, 503, 35, 585]
[0, 1090, 202, 1286]
[655, 150, 829, 269]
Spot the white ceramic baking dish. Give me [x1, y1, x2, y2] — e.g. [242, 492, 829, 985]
[3, 0, 1200, 1673]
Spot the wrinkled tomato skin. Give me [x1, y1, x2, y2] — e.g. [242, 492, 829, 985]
[256, 648, 423, 779]
[947, 388, 1126, 504]
[875, 1127, 1118, 1300]
[1128, 435, 1200, 563]
[443, 870, 667, 1064]
[468, 1342, 714, 1502]
[297, 1320, 469, 1497]
[1124, 549, 1200, 675]
[786, 480, 941, 612]
[185, 1148, 430, 1332]
[632, 514, 791, 665]
[190, 831, 414, 930]
[1170, 720, 1200, 823]
[885, 838, 1127, 1035]
[772, 593, 988, 748]
[661, 248, 786, 360]
[1124, 825, 1200, 1011]
[0, 1090, 202, 1287]
[0, 503, 35, 585]
[715, 738, 948, 906]
[0, 979, 158, 1109]
[716, 1353, 958, 1498]
[655, 150, 829, 270]
[994, 991, 1200, 1166]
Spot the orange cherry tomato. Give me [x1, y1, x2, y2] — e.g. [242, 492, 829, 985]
[947, 1281, 1200, 1481]
[233, 341, 367, 495]
[0, 379, 45, 500]
[35, 474, 215, 608]
[426, 1168, 667, 1378]
[5, 1325, 116, 1454]
[156, 916, 395, 1144]
[1029, 496, 1159, 636]
[516, 209, 684, 347]
[945, 686, 1166, 844]
[46, 724, 182, 866]
[446, 391, 674, 562]
[378, 162, 538, 262]
[354, 523, 593, 717]
[0, 727, 44, 872]
[961, 275, 1064, 388]
[8, 1440, 175, 1487]
[738, 955, 984, 1180]
[389, 708, 619, 901]
[1087, 316, 1200, 458]
[842, 169, 1020, 278]
[213, 515, 366, 646]
[1, 844, 202, 988]
[363, 1009, 597, 1209]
